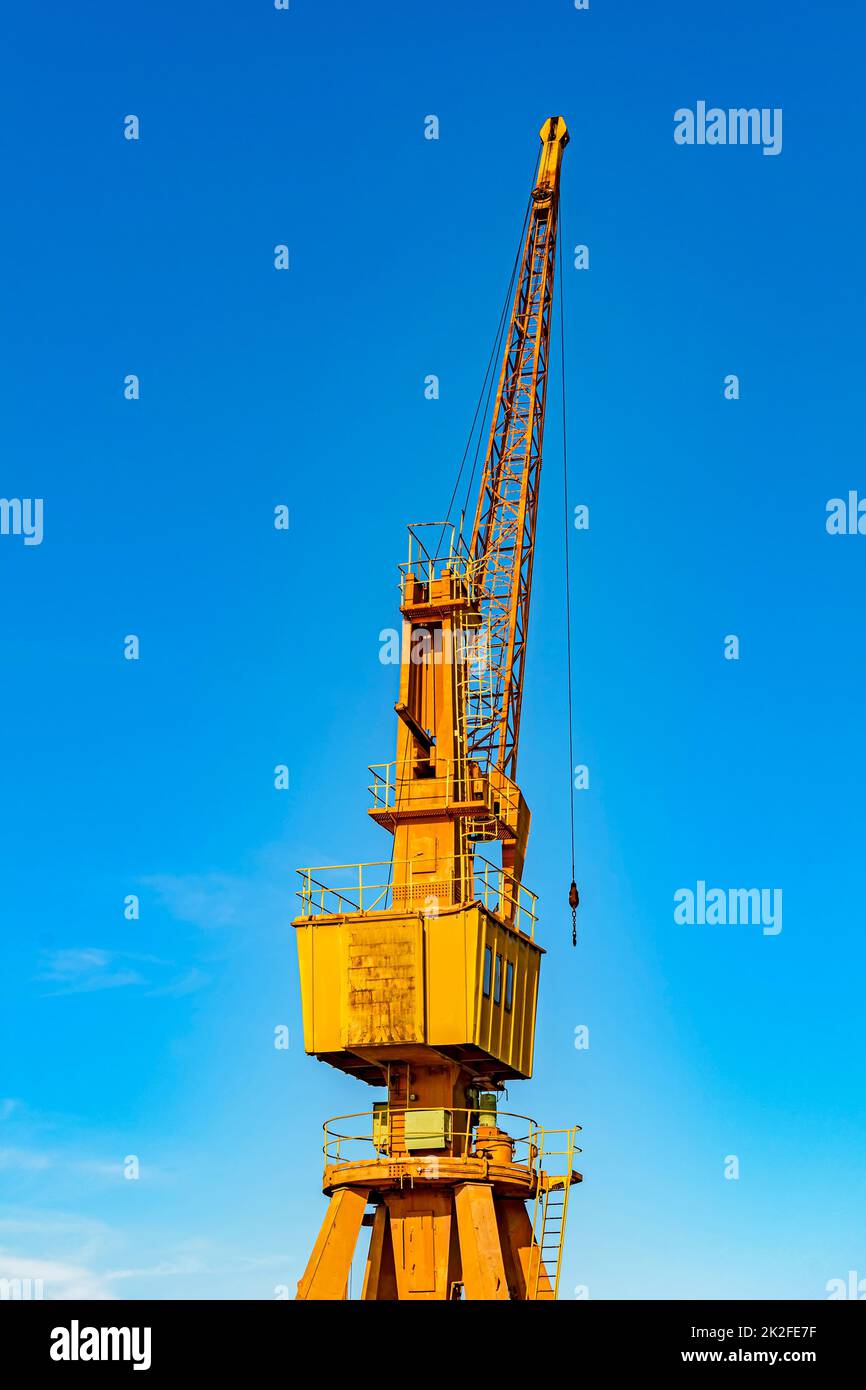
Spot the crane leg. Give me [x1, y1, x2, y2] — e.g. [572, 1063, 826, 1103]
[361, 1204, 398, 1300]
[454, 1183, 509, 1300]
[296, 1187, 368, 1300]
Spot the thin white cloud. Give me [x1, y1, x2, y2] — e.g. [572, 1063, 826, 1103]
[105, 1255, 206, 1281]
[141, 873, 246, 929]
[104, 1251, 291, 1282]
[146, 967, 210, 998]
[72, 1160, 126, 1179]
[0, 1209, 110, 1242]
[35, 949, 208, 999]
[0, 1211, 291, 1300]
[0, 1249, 116, 1299]
[0, 1147, 160, 1184]
[140, 865, 285, 932]
[0, 1147, 52, 1172]
[37, 949, 144, 995]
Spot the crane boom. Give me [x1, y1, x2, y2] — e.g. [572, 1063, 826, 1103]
[469, 115, 569, 782]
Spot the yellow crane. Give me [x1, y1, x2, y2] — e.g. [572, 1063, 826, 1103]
[294, 116, 581, 1301]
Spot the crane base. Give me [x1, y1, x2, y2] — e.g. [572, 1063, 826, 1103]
[296, 1159, 579, 1301]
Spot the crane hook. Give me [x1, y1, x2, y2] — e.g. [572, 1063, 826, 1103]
[568, 878, 579, 946]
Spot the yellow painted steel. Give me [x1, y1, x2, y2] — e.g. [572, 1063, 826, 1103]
[293, 117, 581, 1302]
[454, 1184, 509, 1300]
[295, 901, 541, 1081]
[295, 1187, 369, 1301]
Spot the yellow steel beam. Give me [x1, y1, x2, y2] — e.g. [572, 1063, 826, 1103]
[296, 1187, 368, 1301]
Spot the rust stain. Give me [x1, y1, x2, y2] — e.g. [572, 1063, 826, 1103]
[346, 924, 421, 1045]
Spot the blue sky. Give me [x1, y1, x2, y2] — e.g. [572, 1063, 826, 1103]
[1, 0, 864, 1299]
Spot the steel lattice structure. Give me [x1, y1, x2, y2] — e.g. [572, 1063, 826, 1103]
[468, 115, 568, 782]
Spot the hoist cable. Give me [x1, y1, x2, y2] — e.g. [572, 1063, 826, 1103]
[438, 150, 537, 559]
[461, 175, 535, 536]
[434, 244, 516, 563]
[459, 196, 530, 530]
[558, 223, 579, 946]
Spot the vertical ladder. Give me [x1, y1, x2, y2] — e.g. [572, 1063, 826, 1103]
[528, 1126, 581, 1300]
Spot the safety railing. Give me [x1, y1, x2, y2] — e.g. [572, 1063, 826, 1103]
[398, 521, 478, 602]
[528, 1125, 583, 1300]
[472, 856, 536, 935]
[322, 1106, 543, 1171]
[483, 764, 522, 833]
[295, 851, 538, 937]
[368, 755, 521, 830]
[368, 756, 465, 812]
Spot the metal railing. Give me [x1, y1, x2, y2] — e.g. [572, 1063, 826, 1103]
[368, 755, 521, 830]
[322, 1107, 581, 1177]
[398, 521, 477, 601]
[322, 1106, 543, 1170]
[528, 1125, 583, 1300]
[368, 755, 467, 812]
[295, 851, 538, 937]
[320, 1108, 581, 1300]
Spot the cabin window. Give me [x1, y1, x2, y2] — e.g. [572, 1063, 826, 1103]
[482, 946, 492, 998]
[494, 953, 503, 1005]
[505, 961, 514, 1013]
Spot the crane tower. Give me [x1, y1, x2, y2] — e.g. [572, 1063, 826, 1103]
[294, 117, 581, 1301]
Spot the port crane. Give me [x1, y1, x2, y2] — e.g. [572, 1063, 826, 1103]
[294, 117, 580, 1301]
